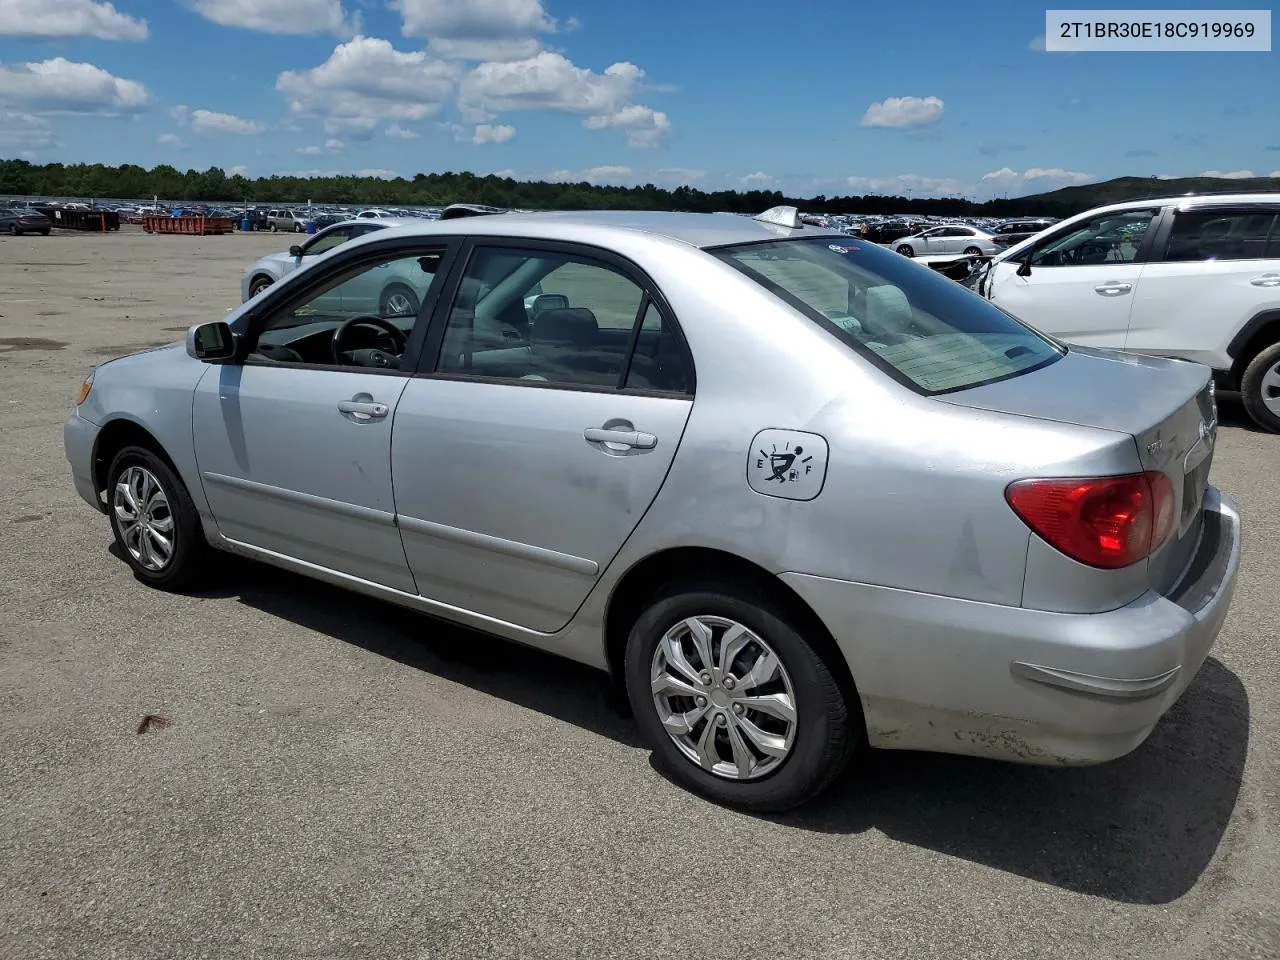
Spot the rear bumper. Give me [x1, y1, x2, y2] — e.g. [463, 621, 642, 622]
[781, 487, 1242, 765]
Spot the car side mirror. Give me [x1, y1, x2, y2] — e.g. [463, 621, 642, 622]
[289, 244, 304, 258]
[186, 321, 236, 363]
[1016, 257, 1033, 277]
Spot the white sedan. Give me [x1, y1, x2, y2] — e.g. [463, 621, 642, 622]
[893, 225, 1001, 258]
[240, 217, 417, 301]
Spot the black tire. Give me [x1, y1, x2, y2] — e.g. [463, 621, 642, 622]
[896, 244, 914, 257]
[1240, 341, 1280, 433]
[106, 445, 208, 591]
[270, 222, 278, 233]
[40, 230, 50, 236]
[624, 578, 861, 812]
[963, 246, 982, 256]
[249, 275, 274, 298]
[7, 224, 17, 236]
[379, 283, 420, 318]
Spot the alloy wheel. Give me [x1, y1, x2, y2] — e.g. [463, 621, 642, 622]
[113, 465, 175, 572]
[383, 291, 415, 316]
[650, 615, 798, 780]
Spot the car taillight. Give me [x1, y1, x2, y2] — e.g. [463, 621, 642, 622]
[1006, 472, 1176, 569]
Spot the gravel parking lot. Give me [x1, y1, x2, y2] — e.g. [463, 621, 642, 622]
[1, 228, 1277, 960]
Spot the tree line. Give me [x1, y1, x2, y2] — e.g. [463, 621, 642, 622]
[0, 158, 1198, 218]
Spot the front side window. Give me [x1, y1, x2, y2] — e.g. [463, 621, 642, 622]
[437, 247, 646, 388]
[1163, 211, 1277, 262]
[248, 247, 446, 368]
[1029, 209, 1156, 266]
[302, 225, 354, 256]
[715, 237, 1062, 394]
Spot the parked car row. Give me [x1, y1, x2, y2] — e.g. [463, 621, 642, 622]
[67, 202, 1240, 814]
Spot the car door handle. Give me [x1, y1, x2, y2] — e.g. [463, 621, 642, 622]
[1094, 282, 1132, 295]
[338, 398, 389, 420]
[1250, 274, 1280, 287]
[584, 427, 657, 449]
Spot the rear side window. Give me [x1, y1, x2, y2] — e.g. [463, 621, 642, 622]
[1163, 211, 1278, 261]
[714, 237, 1062, 395]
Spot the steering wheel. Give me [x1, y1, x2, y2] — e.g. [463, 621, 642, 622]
[331, 315, 408, 368]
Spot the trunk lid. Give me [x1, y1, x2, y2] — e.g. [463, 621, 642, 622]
[940, 345, 1217, 593]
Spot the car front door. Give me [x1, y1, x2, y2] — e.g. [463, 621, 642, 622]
[192, 239, 454, 592]
[1127, 207, 1280, 367]
[391, 241, 695, 633]
[985, 207, 1159, 349]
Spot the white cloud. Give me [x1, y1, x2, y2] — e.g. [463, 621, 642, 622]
[740, 171, 772, 184]
[1200, 169, 1255, 179]
[860, 95, 944, 128]
[277, 36, 459, 133]
[472, 122, 514, 144]
[187, 0, 357, 37]
[1271, 170, 1280, 178]
[292, 167, 342, 178]
[296, 144, 322, 155]
[385, 123, 419, 139]
[353, 167, 399, 179]
[0, 110, 54, 149]
[491, 167, 516, 178]
[460, 52, 641, 120]
[583, 104, 669, 147]
[0, 0, 147, 40]
[157, 132, 184, 146]
[189, 108, 263, 134]
[0, 57, 148, 113]
[325, 137, 344, 151]
[394, 0, 555, 59]
[228, 164, 248, 176]
[548, 164, 633, 184]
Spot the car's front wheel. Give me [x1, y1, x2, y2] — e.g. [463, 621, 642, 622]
[1240, 340, 1280, 433]
[963, 246, 983, 256]
[107, 445, 207, 591]
[249, 275, 274, 299]
[625, 579, 860, 812]
[896, 243, 914, 257]
[380, 283, 420, 318]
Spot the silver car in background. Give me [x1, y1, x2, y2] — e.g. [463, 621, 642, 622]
[894, 224, 1001, 258]
[65, 207, 1241, 811]
[241, 217, 418, 301]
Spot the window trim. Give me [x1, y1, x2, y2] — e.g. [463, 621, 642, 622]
[231, 234, 463, 376]
[413, 236, 696, 397]
[299, 222, 355, 257]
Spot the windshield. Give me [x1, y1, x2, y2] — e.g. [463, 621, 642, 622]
[713, 237, 1063, 394]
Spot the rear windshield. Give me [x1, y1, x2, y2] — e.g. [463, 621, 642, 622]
[713, 236, 1063, 394]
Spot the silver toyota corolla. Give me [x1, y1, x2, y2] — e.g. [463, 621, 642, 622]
[65, 206, 1242, 811]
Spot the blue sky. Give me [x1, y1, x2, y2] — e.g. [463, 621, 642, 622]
[0, 0, 1276, 198]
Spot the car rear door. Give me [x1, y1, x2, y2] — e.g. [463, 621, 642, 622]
[1127, 206, 1280, 368]
[391, 239, 695, 633]
[986, 207, 1159, 350]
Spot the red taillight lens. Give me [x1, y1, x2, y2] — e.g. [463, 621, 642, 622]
[1006, 472, 1176, 569]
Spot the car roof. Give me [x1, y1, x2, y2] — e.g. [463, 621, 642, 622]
[1096, 192, 1280, 214]
[355, 210, 842, 249]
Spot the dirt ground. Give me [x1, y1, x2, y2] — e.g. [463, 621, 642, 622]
[1, 226, 1277, 960]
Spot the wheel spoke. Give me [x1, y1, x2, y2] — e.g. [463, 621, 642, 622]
[146, 527, 173, 563]
[738, 649, 780, 692]
[695, 716, 720, 770]
[685, 618, 716, 677]
[718, 622, 751, 677]
[736, 715, 789, 759]
[149, 514, 174, 534]
[725, 718, 756, 778]
[660, 702, 710, 738]
[115, 480, 140, 518]
[659, 635, 702, 685]
[733, 692, 796, 724]
[1261, 365, 1280, 393]
[137, 524, 156, 568]
[123, 521, 144, 559]
[651, 671, 701, 700]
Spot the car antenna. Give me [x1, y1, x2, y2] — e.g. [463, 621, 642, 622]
[753, 205, 803, 228]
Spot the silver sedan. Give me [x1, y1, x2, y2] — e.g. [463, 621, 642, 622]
[65, 207, 1241, 811]
[893, 224, 1002, 258]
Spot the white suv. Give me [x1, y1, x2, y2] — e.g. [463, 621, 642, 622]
[975, 194, 1280, 431]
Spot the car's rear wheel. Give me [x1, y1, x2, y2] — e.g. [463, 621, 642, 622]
[963, 246, 982, 256]
[249, 275, 274, 298]
[270, 223, 278, 233]
[107, 445, 207, 591]
[380, 283, 420, 318]
[7, 224, 17, 236]
[40, 230, 50, 236]
[896, 244, 914, 257]
[1240, 341, 1280, 433]
[624, 579, 859, 812]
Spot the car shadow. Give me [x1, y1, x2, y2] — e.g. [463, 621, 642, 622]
[161, 554, 1247, 906]
[1215, 391, 1265, 433]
